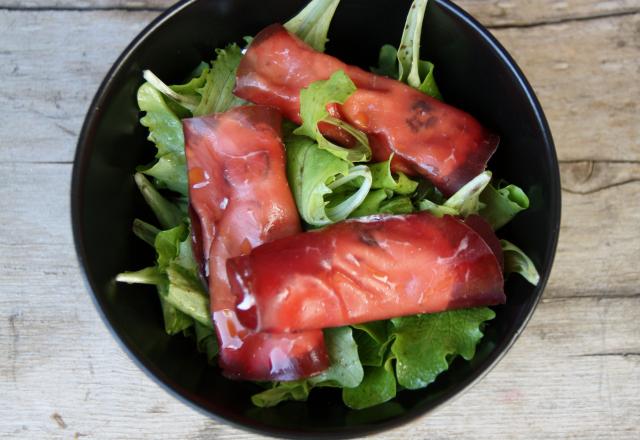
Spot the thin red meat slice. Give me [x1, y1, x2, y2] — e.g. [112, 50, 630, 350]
[228, 212, 505, 333]
[234, 24, 499, 196]
[183, 105, 329, 380]
[464, 214, 504, 269]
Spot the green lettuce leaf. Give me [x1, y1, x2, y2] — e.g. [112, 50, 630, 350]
[192, 43, 245, 116]
[442, 171, 492, 216]
[134, 173, 183, 229]
[397, 0, 442, 99]
[390, 307, 495, 389]
[416, 60, 441, 99]
[370, 157, 418, 195]
[138, 83, 186, 157]
[286, 136, 371, 226]
[501, 240, 540, 285]
[379, 196, 414, 215]
[371, 44, 399, 78]
[343, 359, 396, 409]
[118, 220, 212, 329]
[293, 70, 371, 162]
[480, 181, 530, 230]
[397, 0, 428, 87]
[417, 171, 491, 218]
[165, 263, 210, 328]
[142, 70, 201, 114]
[251, 327, 363, 407]
[195, 322, 219, 363]
[137, 83, 188, 195]
[142, 153, 189, 196]
[115, 266, 163, 285]
[372, 1, 442, 100]
[351, 321, 390, 367]
[142, 43, 245, 118]
[416, 199, 457, 217]
[349, 189, 391, 218]
[132, 219, 160, 246]
[284, 0, 341, 52]
[159, 292, 194, 335]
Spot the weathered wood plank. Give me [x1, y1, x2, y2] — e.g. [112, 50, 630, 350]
[2, 0, 639, 28]
[460, 0, 640, 26]
[0, 10, 157, 164]
[1, 11, 638, 164]
[0, 0, 170, 9]
[560, 160, 640, 194]
[492, 13, 640, 162]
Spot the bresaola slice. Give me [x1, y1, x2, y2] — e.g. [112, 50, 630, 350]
[464, 214, 504, 269]
[183, 105, 329, 380]
[228, 212, 505, 333]
[234, 24, 499, 196]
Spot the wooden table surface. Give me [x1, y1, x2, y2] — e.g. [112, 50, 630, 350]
[1, 0, 639, 438]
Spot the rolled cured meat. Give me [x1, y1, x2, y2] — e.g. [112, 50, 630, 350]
[184, 105, 329, 380]
[228, 212, 505, 333]
[234, 24, 499, 196]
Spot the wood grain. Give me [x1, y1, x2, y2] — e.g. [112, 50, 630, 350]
[0, 10, 157, 164]
[2, 0, 639, 27]
[492, 13, 640, 162]
[1, 1, 639, 439]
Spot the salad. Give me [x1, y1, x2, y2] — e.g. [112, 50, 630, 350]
[117, 0, 539, 410]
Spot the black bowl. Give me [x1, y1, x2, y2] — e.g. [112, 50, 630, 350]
[71, 0, 560, 437]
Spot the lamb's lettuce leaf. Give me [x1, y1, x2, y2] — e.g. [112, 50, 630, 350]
[284, 0, 341, 52]
[501, 240, 540, 286]
[293, 70, 371, 162]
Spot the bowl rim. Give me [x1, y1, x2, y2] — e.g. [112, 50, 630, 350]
[71, 0, 561, 437]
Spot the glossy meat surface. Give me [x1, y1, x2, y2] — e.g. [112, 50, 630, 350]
[183, 105, 329, 380]
[228, 212, 505, 332]
[235, 24, 499, 196]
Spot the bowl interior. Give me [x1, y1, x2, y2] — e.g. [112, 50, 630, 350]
[72, 0, 560, 437]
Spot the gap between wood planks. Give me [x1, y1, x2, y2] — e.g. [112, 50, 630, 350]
[1, 4, 639, 30]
